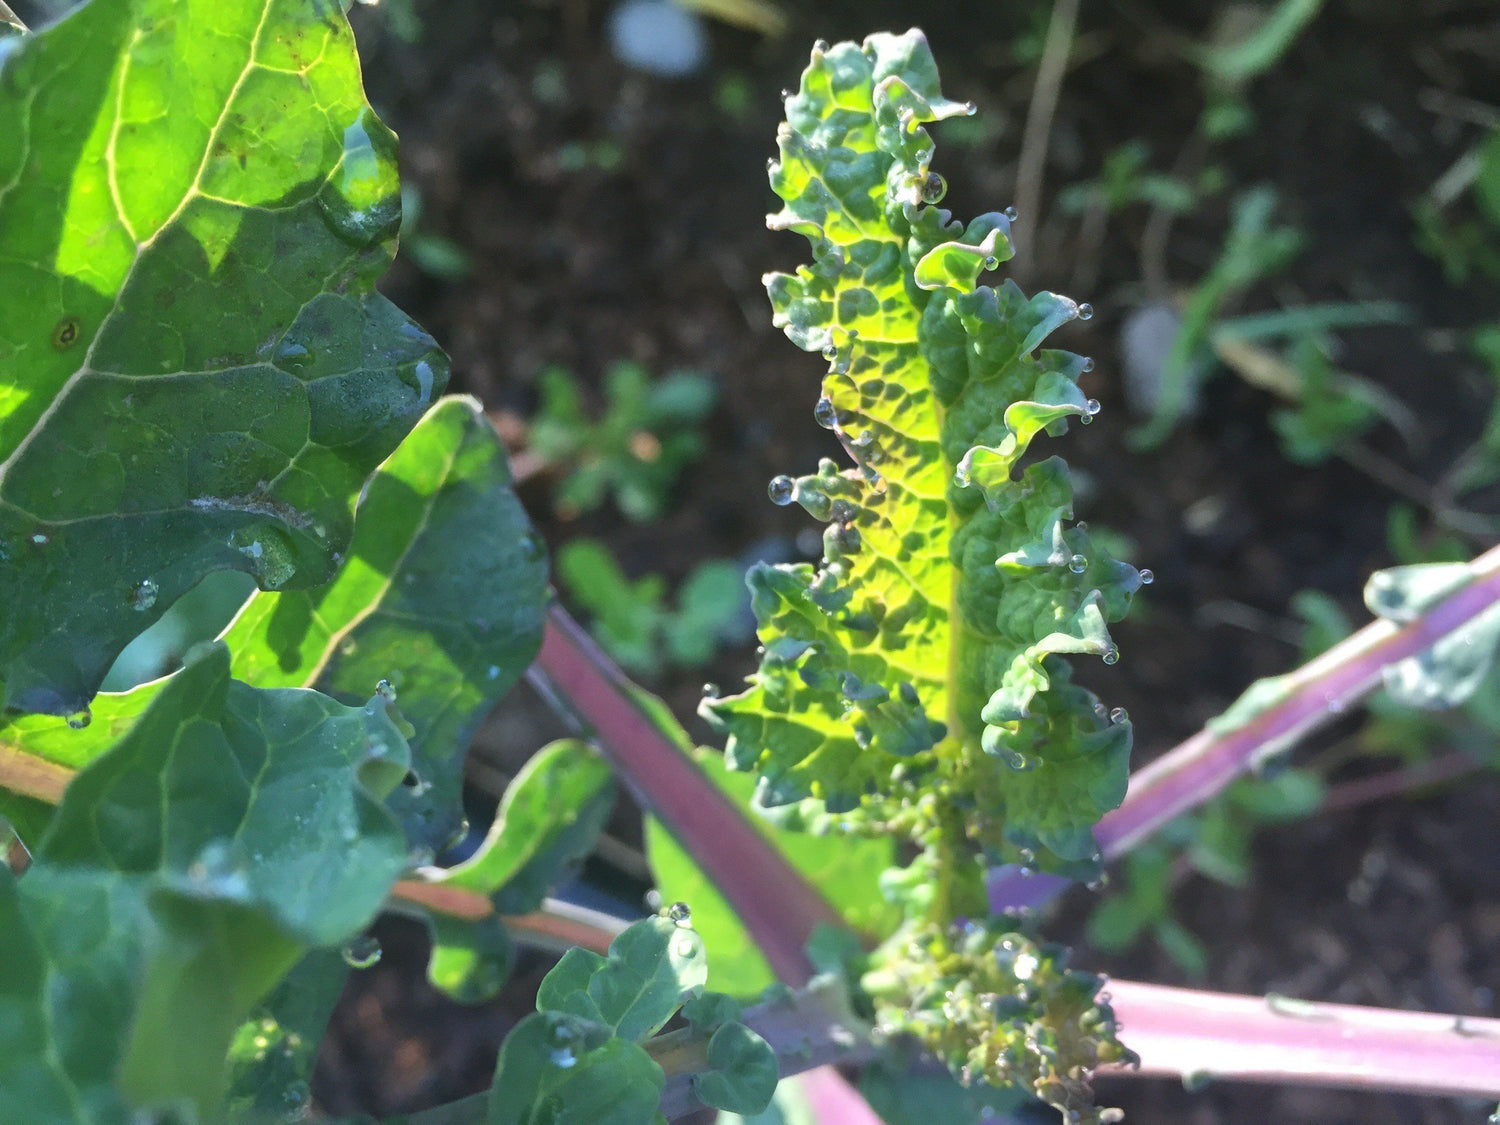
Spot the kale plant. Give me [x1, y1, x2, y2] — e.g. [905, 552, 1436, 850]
[2, 7, 1500, 1125]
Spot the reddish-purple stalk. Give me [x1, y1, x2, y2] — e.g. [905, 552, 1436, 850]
[1098, 980, 1500, 1097]
[987, 541, 1500, 913]
[534, 605, 842, 986]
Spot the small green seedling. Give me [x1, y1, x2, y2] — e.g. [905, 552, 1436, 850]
[557, 539, 748, 676]
[530, 361, 716, 522]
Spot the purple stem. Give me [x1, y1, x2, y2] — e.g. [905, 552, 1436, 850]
[989, 543, 1500, 912]
[535, 606, 842, 986]
[1100, 980, 1500, 1097]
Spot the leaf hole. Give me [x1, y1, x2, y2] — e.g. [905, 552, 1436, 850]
[51, 317, 81, 349]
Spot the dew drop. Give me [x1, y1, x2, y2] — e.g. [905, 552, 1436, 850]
[65, 708, 91, 730]
[1081, 356, 1096, 373]
[1102, 646, 1120, 666]
[1003, 205, 1018, 222]
[830, 523, 863, 554]
[397, 357, 437, 405]
[667, 901, 692, 926]
[768, 475, 796, 505]
[702, 682, 721, 700]
[317, 113, 401, 247]
[780, 87, 791, 101]
[983, 255, 999, 269]
[188, 839, 250, 899]
[341, 933, 382, 969]
[920, 171, 947, 204]
[813, 38, 829, 53]
[1004, 750, 1037, 771]
[1068, 553, 1088, 574]
[279, 1080, 312, 1119]
[822, 341, 838, 359]
[1086, 398, 1102, 416]
[1109, 707, 1129, 724]
[766, 156, 776, 172]
[814, 396, 838, 428]
[964, 100, 978, 115]
[129, 578, 159, 611]
[1077, 302, 1095, 321]
[273, 339, 314, 370]
[1139, 568, 1155, 585]
[375, 678, 397, 700]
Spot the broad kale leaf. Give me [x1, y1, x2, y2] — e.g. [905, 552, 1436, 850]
[0, 396, 547, 859]
[0, 644, 413, 1124]
[0, 0, 446, 716]
[704, 31, 1143, 871]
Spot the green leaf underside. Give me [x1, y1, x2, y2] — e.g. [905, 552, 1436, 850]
[420, 738, 614, 1003]
[0, 0, 448, 717]
[437, 738, 614, 912]
[1, 397, 547, 853]
[0, 644, 412, 1124]
[702, 31, 1141, 869]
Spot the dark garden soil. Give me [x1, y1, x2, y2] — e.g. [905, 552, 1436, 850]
[316, 1, 1500, 1121]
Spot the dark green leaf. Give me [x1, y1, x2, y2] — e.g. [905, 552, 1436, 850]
[535, 915, 707, 1042]
[486, 1012, 664, 1125]
[224, 950, 351, 1125]
[1, 398, 547, 854]
[691, 1021, 778, 1115]
[220, 395, 548, 853]
[0, 645, 412, 1122]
